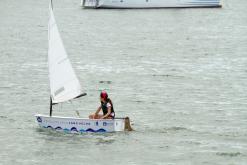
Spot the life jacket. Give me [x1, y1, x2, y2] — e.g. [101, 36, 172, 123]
[101, 99, 115, 118]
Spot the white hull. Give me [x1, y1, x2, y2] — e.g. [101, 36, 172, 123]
[35, 114, 129, 133]
[81, 0, 221, 8]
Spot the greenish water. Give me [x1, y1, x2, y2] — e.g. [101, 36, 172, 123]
[0, 0, 247, 164]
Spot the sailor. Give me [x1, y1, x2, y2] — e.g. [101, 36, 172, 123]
[89, 91, 115, 119]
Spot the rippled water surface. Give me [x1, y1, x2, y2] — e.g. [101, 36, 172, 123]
[0, 0, 247, 164]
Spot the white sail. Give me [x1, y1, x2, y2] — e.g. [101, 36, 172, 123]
[48, 4, 82, 104]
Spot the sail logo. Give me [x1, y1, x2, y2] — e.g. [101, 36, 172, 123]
[37, 117, 42, 123]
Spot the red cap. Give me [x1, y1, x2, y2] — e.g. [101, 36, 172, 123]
[100, 91, 108, 100]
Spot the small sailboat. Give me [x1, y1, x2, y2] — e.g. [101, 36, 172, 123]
[81, 0, 222, 8]
[35, 0, 132, 133]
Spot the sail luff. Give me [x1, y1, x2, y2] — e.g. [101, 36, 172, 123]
[48, 2, 83, 104]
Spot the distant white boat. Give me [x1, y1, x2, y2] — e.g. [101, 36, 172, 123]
[81, 0, 221, 8]
[35, 0, 132, 133]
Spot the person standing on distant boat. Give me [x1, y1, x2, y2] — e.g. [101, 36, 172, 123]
[89, 91, 115, 119]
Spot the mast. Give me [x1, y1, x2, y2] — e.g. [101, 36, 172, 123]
[50, 97, 53, 116]
[49, 0, 53, 117]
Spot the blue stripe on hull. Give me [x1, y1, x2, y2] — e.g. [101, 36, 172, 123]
[42, 125, 107, 133]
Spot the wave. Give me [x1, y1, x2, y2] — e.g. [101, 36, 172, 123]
[216, 152, 241, 157]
